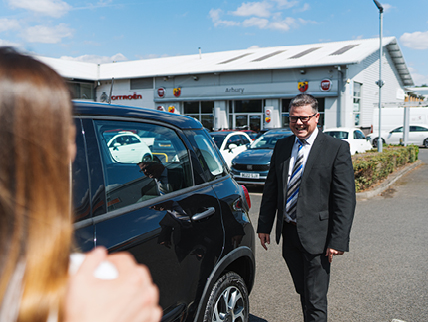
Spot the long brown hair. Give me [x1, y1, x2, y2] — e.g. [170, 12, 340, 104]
[0, 47, 73, 322]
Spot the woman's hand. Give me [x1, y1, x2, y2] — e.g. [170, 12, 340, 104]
[64, 247, 162, 322]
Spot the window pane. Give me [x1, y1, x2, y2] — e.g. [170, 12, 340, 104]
[185, 130, 226, 182]
[72, 118, 91, 222]
[130, 78, 153, 90]
[184, 101, 199, 114]
[234, 100, 262, 113]
[201, 101, 214, 114]
[94, 120, 192, 211]
[201, 114, 214, 131]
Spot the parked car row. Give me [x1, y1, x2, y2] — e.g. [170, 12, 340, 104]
[366, 124, 428, 148]
[72, 101, 255, 322]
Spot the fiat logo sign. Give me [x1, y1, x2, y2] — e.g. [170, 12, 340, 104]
[157, 87, 165, 98]
[320, 79, 332, 92]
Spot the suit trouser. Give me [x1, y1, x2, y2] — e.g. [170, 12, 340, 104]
[282, 222, 331, 322]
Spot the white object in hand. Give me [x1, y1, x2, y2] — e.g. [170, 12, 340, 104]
[69, 253, 119, 279]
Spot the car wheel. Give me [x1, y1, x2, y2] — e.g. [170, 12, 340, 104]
[424, 138, 428, 148]
[142, 153, 152, 162]
[372, 138, 384, 148]
[203, 272, 249, 322]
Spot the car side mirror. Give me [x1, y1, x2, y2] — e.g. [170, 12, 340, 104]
[228, 143, 238, 151]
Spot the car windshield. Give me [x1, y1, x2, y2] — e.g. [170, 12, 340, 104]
[324, 131, 348, 139]
[249, 133, 291, 149]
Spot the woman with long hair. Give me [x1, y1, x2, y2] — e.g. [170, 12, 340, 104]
[0, 47, 162, 322]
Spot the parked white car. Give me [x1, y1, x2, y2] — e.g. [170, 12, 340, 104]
[324, 127, 373, 155]
[107, 132, 152, 163]
[367, 124, 428, 148]
[209, 131, 252, 167]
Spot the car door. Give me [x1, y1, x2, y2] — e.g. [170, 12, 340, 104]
[386, 126, 403, 144]
[409, 126, 428, 145]
[82, 118, 225, 322]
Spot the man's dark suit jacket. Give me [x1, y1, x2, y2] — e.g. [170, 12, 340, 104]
[257, 131, 356, 255]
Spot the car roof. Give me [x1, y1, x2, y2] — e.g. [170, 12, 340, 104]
[73, 101, 204, 130]
[263, 128, 293, 135]
[323, 127, 360, 132]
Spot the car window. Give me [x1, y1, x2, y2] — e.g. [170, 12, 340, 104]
[72, 118, 91, 222]
[412, 126, 428, 132]
[391, 127, 403, 133]
[226, 134, 242, 148]
[324, 131, 348, 139]
[354, 130, 366, 140]
[185, 130, 227, 181]
[239, 134, 251, 145]
[94, 120, 192, 211]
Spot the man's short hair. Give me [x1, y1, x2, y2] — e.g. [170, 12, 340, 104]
[289, 94, 318, 113]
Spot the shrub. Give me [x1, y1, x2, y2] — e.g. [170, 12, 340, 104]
[352, 145, 419, 192]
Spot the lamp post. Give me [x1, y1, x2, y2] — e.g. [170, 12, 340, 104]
[374, 0, 384, 152]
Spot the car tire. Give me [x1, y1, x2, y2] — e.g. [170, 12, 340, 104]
[142, 153, 152, 162]
[372, 138, 384, 148]
[203, 272, 249, 322]
[424, 138, 428, 148]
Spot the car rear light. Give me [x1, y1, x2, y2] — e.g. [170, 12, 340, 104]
[241, 185, 251, 210]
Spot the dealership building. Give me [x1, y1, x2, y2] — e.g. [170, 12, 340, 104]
[37, 37, 413, 132]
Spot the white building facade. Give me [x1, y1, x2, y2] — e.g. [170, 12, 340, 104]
[37, 37, 413, 132]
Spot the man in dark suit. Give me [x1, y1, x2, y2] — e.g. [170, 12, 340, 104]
[257, 94, 356, 322]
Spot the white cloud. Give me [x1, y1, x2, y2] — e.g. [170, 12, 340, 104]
[271, 0, 298, 9]
[400, 31, 428, 50]
[231, 2, 272, 18]
[209, 9, 241, 27]
[21, 23, 73, 43]
[8, 0, 71, 18]
[243, 17, 270, 28]
[60, 53, 127, 64]
[0, 39, 21, 46]
[0, 19, 20, 33]
[382, 3, 392, 12]
[294, 3, 310, 13]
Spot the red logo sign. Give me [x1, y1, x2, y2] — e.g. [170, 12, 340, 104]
[157, 106, 165, 111]
[298, 81, 308, 92]
[168, 106, 175, 113]
[173, 87, 181, 97]
[320, 79, 332, 92]
[157, 87, 165, 98]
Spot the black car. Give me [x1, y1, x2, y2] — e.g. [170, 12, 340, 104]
[72, 101, 255, 322]
[230, 128, 294, 185]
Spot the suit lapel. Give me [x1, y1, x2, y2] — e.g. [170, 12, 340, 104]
[301, 131, 325, 184]
[280, 136, 295, 203]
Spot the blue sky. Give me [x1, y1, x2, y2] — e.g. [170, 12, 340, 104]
[1, 0, 428, 85]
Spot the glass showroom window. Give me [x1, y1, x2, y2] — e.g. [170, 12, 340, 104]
[353, 82, 362, 126]
[183, 101, 214, 131]
[282, 98, 325, 128]
[228, 100, 263, 130]
[68, 81, 94, 100]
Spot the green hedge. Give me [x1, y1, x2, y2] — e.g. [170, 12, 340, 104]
[353, 145, 419, 192]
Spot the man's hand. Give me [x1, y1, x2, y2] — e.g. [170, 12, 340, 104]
[258, 233, 270, 250]
[325, 248, 344, 263]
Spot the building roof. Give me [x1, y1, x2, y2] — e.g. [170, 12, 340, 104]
[36, 37, 414, 86]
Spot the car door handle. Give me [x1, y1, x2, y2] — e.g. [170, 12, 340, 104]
[192, 207, 215, 221]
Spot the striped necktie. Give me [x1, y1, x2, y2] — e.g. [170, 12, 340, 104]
[285, 139, 306, 220]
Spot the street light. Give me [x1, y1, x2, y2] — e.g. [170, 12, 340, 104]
[374, 0, 384, 152]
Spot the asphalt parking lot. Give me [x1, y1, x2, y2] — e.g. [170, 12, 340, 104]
[246, 148, 428, 322]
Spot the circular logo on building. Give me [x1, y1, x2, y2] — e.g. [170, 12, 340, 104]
[157, 87, 166, 98]
[168, 106, 175, 113]
[320, 79, 332, 92]
[298, 80, 308, 92]
[173, 87, 181, 97]
[157, 106, 165, 111]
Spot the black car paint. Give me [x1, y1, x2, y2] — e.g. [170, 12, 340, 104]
[71, 101, 255, 322]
